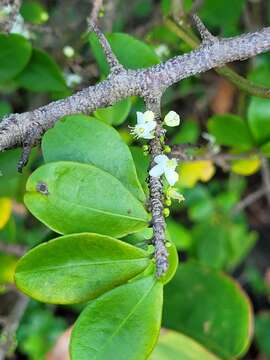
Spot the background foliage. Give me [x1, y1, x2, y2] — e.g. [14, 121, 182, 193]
[1, 0, 270, 359]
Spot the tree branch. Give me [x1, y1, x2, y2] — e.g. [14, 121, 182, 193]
[165, 17, 270, 99]
[1, 20, 270, 167]
[90, 0, 103, 24]
[0, 293, 28, 360]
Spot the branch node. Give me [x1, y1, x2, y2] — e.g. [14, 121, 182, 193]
[191, 14, 217, 44]
[88, 20, 124, 75]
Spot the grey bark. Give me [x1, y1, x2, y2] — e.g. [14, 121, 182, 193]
[1, 18, 270, 275]
[1, 26, 270, 156]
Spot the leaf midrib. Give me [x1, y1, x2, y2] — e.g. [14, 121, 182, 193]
[93, 280, 155, 359]
[17, 258, 149, 274]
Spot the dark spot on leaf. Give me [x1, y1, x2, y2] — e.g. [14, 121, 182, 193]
[127, 209, 132, 214]
[36, 182, 49, 195]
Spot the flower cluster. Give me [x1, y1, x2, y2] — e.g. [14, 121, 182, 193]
[130, 110, 181, 187]
[130, 110, 180, 140]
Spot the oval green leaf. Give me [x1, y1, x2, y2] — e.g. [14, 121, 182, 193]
[24, 161, 149, 237]
[0, 34, 31, 83]
[207, 114, 254, 150]
[150, 329, 221, 360]
[94, 98, 132, 126]
[15, 233, 150, 304]
[248, 97, 270, 144]
[16, 48, 67, 92]
[70, 276, 163, 360]
[163, 262, 253, 359]
[42, 115, 145, 202]
[21, 1, 49, 24]
[89, 32, 160, 76]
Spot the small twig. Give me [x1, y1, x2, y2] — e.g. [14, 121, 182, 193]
[191, 0, 205, 13]
[0, 242, 26, 257]
[165, 17, 270, 99]
[87, 21, 124, 74]
[191, 14, 216, 43]
[0, 293, 28, 360]
[90, 0, 103, 24]
[232, 188, 267, 214]
[171, 0, 185, 21]
[171, 145, 258, 164]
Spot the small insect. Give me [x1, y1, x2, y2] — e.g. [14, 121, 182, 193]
[36, 182, 49, 196]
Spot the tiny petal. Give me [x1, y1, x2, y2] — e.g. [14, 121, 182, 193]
[154, 154, 168, 165]
[164, 111, 180, 127]
[142, 131, 155, 139]
[165, 169, 179, 186]
[145, 121, 156, 132]
[144, 111, 155, 123]
[149, 164, 164, 178]
[136, 112, 145, 124]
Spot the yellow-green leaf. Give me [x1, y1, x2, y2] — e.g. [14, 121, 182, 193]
[231, 157, 261, 176]
[0, 197, 12, 229]
[179, 161, 215, 188]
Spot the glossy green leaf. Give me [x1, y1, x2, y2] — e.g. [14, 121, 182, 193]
[89, 32, 160, 76]
[24, 161, 149, 237]
[94, 98, 132, 126]
[0, 150, 22, 197]
[163, 262, 253, 359]
[207, 114, 254, 150]
[0, 253, 17, 284]
[191, 222, 257, 271]
[167, 220, 192, 250]
[199, 0, 245, 36]
[0, 100, 12, 118]
[248, 97, 270, 144]
[261, 141, 270, 157]
[16, 48, 67, 92]
[70, 276, 163, 360]
[42, 115, 145, 202]
[172, 120, 199, 145]
[130, 146, 149, 194]
[0, 34, 31, 83]
[150, 329, 221, 360]
[255, 313, 270, 357]
[15, 233, 150, 304]
[21, 1, 49, 24]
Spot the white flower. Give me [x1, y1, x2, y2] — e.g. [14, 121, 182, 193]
[137, 111, 155, 124]
[149, 154, 179, 186]
[64, 72, 82, 87]
[130, 111, 156, 140]
[164, 111, 180, 127]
